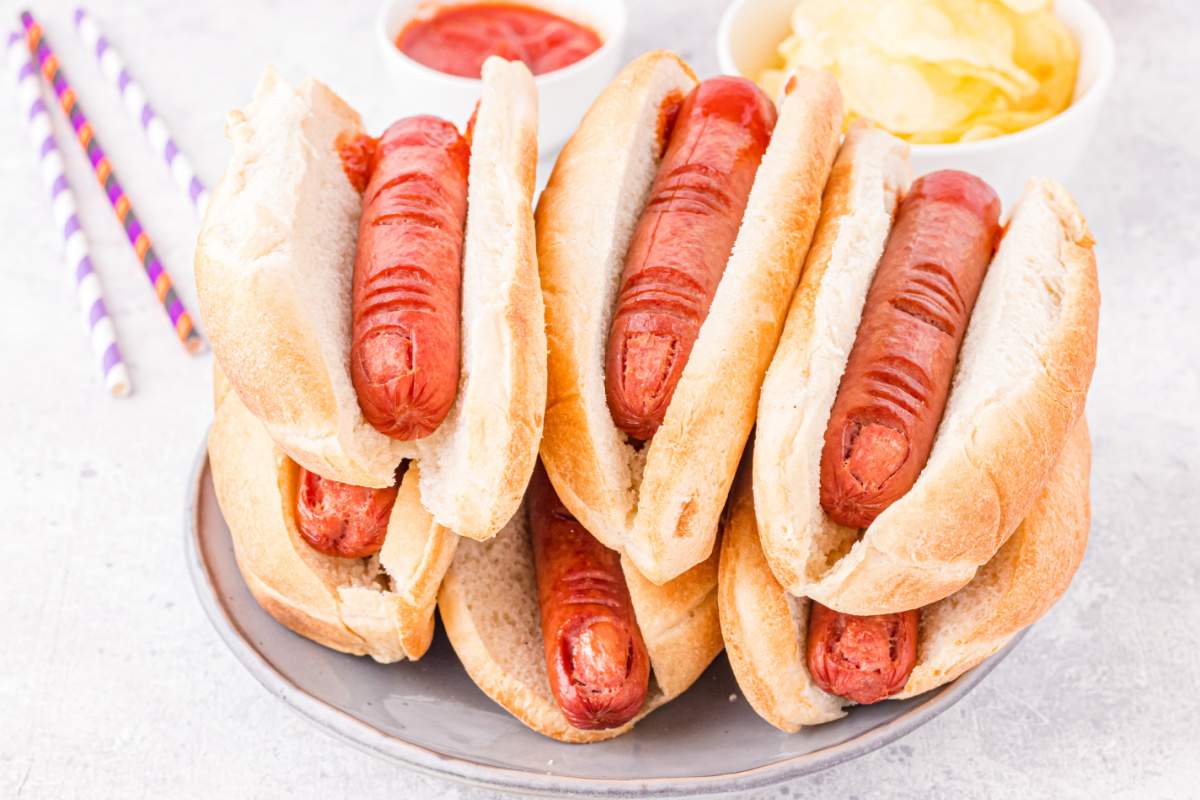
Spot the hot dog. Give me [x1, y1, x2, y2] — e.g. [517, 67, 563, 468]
[439, 452, 724, 742]
[820, 170, 1001, 529]
[529, 466, 650, 730]
[721, 420, 1093, 731]
[753, 125, 1097, 614]
[350, 116, 471, 441]
[200, 61, 544, 661]
[729, 124, 1096, 729]
[604, 77, 777, 441]
[801, 171, 998, 700]
[805, 602, 918, 705]
[538, 53, 841, 586]
[295, 467, 399, 558]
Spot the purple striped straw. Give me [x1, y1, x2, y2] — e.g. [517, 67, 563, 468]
[22, 10, 204, 354]
[73, 8, 209, 218]
[6, 31, 130, 397]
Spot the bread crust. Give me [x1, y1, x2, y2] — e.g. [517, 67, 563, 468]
[208, 388, 457, 663]
[197, 59, 544, 541]
[438, 501, 722, 742]
[755, 126, 1099, 613]
[719, 465, 845, 732]
[721, 421, 1091, 731]
[537, 53, 843, 585]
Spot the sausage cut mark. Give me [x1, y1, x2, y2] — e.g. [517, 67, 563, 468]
[604, 77, 778, 441]
[819, 170, 1001, 529]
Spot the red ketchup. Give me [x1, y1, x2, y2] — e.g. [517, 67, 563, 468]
[396, 3, 603, 78]
[335, 130, 378, 193]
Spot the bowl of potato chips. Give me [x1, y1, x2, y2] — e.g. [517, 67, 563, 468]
[718, 0, 1114, 201]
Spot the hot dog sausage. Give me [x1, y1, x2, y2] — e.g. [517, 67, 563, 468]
[529, 466, 650, 729]
[350, 116, 470, 441]
[295, 467, 399, 558]
[806, 602, 919, 704]
[820, 170, 1001, 529]
[604, 77, 777, 441]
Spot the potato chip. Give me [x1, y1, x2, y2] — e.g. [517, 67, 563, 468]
[756, 0, 1079, 143]
[865, 0, 1037, 99]
[1009, 8, 1079, 113]
[838, 44, 996, 134]
[934, 59, 1034, 100]
[924, 106, 1058, 143]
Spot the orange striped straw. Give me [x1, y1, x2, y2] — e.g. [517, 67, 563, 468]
[21, 10, 203, 354]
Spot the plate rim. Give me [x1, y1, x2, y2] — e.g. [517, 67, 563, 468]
[185, 432, 1025, 797]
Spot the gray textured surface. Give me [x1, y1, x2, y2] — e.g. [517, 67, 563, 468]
[1, 0, 1197, 798]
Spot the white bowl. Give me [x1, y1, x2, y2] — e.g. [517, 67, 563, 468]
[376, 0, 627, 156]
[717, 0, 1115, 203]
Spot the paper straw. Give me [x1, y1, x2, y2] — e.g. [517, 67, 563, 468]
[7, 32, 131, 396]
[21, 10, 204, 355]
[72, 7, 209, 218]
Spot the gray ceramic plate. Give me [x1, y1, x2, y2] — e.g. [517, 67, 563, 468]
[185, 436, 1023, 797]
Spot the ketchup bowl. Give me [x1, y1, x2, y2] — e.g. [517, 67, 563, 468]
[376, 0, 627, 156]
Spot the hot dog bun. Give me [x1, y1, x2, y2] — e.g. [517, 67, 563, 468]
[537, 52, 844, 585]
[438, 501, 722, 742]
[754, 123, 1099, 614]
[197, 57, 544, 541]
[208, 383, 457, 662]
[721, 421, 1091, 731]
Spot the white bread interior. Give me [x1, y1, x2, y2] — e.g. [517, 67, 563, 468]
[208, 383, 457, 663]
[197, 68, 402, 487]
[197, 58, 544, 541]
[755, 136, 1099, 613]
[721, 421, 1091, 732]
[411, 57, 546, 540]
[752, 123, 910, 605]
[438, 500, 723, 743]
[537, 53, 844, 585]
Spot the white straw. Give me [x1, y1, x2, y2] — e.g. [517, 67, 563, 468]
[73, 7, 210, 218]
[7, 30, 131, 397]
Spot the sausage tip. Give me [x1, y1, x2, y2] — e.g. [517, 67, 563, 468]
[295, 468, 398, 558]
[552, 616, 647, 730]
[807, 603, 918, 705]
[607, 331, 679, 440]
[530, 467, 651, 730]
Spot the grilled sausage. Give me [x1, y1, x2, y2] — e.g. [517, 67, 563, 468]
[604, 77, 777, 441]
[807, 602, 919, 704]
[820, 170, 1001, 528]
[529, 466, 650, 729]
[350, 115, 470, 441]
[295, 467, 398, 558]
